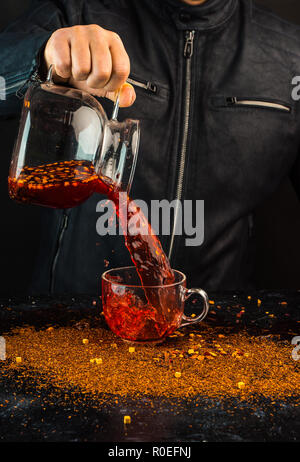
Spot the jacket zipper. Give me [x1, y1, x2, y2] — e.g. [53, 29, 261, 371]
[16, 67, 43, 99]
[127, 77, 157, 94]
[168, 30, 195, 260]
[14, 74, 158, 97]
[6, 79, 27, 92]
[50, 211, 69, 294]
[226, 97, 290, 112]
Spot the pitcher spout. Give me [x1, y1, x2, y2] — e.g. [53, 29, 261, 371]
[97, 119, 140, 194]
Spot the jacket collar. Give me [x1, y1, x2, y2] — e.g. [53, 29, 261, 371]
[161, 0, 238, 31]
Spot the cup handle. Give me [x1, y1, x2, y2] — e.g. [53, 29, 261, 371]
[180, 288, 210, 327]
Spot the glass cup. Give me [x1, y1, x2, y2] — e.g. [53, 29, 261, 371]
[102, 266, 210, 344]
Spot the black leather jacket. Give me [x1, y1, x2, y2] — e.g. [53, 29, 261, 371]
[1, 0, 300, 294]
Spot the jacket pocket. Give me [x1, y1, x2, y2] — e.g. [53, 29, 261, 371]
[127, 76, 158, 94]
[211, 96, 291, 113]
[124, 73, 169, 120]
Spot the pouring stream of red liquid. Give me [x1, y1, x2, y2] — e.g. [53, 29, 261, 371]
[9, 160, 179, 341]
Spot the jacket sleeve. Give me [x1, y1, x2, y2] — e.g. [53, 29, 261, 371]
[0, 0, 76, 118]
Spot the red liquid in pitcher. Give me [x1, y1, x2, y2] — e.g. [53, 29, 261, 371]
[9, 159, 176, 341]
[8, 160, 114, 209]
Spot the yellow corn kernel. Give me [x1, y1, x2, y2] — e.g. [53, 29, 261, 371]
[175, 372, 181, 378]
[208, 351, 217, 357]
[238, 381, 245, 390]
[129, 347, 135, 353]
[124, 415, 131, 424]
[16, 357, 22, 363]
[82, 339, 89, 345]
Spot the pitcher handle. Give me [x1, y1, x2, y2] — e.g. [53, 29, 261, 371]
[111, 89, 120, 120]
[180, 288, 210, 327]
[46, 64, 54, 85]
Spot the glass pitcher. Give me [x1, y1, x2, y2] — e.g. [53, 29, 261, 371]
[8, 66, 140, 209]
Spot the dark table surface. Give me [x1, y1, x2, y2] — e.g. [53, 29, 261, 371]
[0, 290, 300, 443]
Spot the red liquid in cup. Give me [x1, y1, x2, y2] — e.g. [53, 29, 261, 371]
[102, 287, 182, 343]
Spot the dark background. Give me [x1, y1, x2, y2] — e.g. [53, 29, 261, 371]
[1, 0, 300, 295]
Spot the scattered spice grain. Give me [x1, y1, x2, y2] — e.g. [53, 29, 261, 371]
[2, 324, 300, 403]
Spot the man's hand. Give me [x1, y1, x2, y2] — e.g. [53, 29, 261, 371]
[44, 25, 136, 107]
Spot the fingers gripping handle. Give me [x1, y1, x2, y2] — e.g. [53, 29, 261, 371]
[180, 288, 210, 327]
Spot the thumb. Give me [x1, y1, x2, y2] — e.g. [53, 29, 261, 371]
[107, 83, 136, 107]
